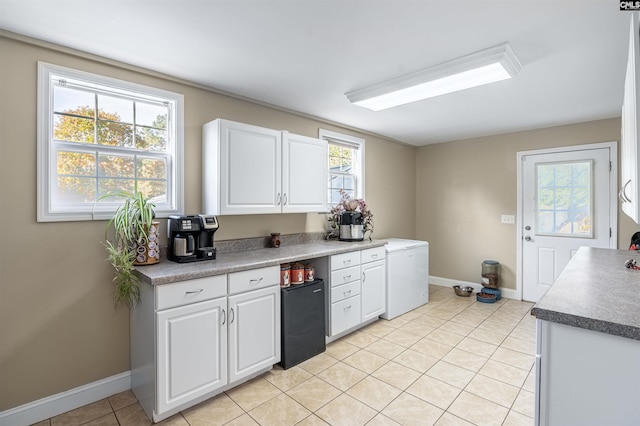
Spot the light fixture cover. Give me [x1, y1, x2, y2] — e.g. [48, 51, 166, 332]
[346, 42, 522, 111]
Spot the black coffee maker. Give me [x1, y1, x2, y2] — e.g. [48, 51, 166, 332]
[168, 214, 219, 263]
[339, 211, 364, 241]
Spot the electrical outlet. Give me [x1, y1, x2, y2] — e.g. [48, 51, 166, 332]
[501, 214, 515, 224]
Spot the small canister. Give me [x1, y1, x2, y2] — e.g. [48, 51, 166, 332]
[304, 264, 315, 282]
[291, 263, 305, 284]
[481, 260, 500, 288]
[280, 264, 291, 287]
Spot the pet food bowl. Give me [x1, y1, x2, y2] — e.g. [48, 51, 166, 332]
[453, 285, 474, 297]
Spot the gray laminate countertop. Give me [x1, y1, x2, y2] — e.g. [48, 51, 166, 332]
[134, 239, 386, 286]
[531, 247, 640, 341]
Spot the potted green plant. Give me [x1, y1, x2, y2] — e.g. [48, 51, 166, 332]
[326, 189, 374, 241]
[103, 191, 157, 309]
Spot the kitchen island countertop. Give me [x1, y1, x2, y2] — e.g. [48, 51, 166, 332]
[531, 247, 640, 341]
[135, 239, 386, 286]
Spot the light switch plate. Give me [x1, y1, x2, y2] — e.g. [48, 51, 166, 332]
[501, 214, 515, 224]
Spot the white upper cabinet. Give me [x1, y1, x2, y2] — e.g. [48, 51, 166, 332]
[203, 119, 328, 215]
[621, 13, 640, 223]
[282, 132, 328, 213]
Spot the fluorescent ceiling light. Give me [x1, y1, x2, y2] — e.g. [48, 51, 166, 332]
[345, 42, 522, 111]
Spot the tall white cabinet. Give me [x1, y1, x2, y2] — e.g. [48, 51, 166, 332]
[621, 13, 640, 223]
[131, 267, 280, 423]
[202, 119, 328, 215]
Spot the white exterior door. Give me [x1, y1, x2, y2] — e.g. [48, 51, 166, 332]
[521, 145, 616, 302]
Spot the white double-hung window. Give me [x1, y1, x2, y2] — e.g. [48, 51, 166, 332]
[319, 129, 365, 205]
[37, 62, 184, 222]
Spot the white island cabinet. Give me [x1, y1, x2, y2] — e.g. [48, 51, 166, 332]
[131, 266, 280, 423]
[532, 248, 640, 426]
[202, 119, 327, 215]
[536, 320, 640, 425]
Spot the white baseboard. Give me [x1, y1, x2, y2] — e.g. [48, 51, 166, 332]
[0, 371, 131, 426]
[429, 275, 519, 300]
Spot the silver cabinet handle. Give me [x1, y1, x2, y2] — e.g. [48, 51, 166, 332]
[371, 254, 378, 258]
[221, 309, 226, 325]
[250, 277, 263, 285]
[343, 259, 351, 265]
[185, 289, 204, 295]
[344, 305, 352, 311]
[344, 289, 352, 296]
[621, 180, 632, 203]
[230, 307, 235, 324]
[343, 274, 351, 281]
[363, 272, 366, 282]
[276, 193, 281, 205]
[283, 193, 287, 206]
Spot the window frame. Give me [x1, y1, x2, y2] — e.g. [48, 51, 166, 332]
[319, 129, 365, 206]
[37, 62, 184, 222]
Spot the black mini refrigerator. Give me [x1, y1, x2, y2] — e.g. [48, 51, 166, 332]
[279, 279, 326, 369]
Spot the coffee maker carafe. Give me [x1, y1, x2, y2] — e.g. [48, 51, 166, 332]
[168, 214, 219, 263]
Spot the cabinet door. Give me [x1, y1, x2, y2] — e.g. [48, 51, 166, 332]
[361, 259, 386, 322]
[156, 297, 227, 415]
[219, 120, 282, 214]
[228, 285, 280, 383]
[621, 14, 640, 222]
[282, 133, 328, 213]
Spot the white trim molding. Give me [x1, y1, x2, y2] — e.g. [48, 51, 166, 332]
[0, 372, 131, 426]
[429, 275, 519, 300]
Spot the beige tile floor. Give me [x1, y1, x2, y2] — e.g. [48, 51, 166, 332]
[33, 285, 536, 426]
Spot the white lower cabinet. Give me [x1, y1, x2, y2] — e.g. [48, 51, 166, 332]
[361, 258, 386, 322]
[132, 267, 280, 422]
[312, 247, 386, 341]
[156, 297, 227, 415]
[228, 285, 280, 383]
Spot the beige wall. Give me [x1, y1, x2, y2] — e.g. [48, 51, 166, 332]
[0, 35, 416, 410]
[416, 118, 636, 290]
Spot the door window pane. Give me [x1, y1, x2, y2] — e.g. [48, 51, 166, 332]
[536, 161, 593, 237]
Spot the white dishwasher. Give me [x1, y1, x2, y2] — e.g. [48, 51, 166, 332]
[381, 239, 429, 320]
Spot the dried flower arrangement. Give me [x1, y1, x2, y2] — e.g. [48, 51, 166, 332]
[326, 189, 374, 240]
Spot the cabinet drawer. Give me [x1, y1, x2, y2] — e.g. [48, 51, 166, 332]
[331, 265, 361, 287]
[156, 275, 227, 311]
[331, 295, 362, 336]
[229, 266, 279, 295]
[330, 251, 361, 271]
[331, 281, 361, 303]
[361, 246, 385, 264]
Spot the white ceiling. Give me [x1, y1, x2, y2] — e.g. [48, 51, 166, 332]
[0, 0, 631, 146]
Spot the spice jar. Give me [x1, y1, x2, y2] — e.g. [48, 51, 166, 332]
[290, 263, 304, 284]
[280, 263, 291, 287]
[304, 264, 315, 282]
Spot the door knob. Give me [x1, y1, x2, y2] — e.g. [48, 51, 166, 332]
[524, 236, 532, 241]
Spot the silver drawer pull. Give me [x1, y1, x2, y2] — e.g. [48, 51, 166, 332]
[185, 289, 204, 295]
[371, 254, 378, 258]
[344, 290, 352, 296]
[250, 277, 264, 285]
[343, 259, 352, 265]
[343, 274, 351, 280]
[344, 305, 352, 311]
